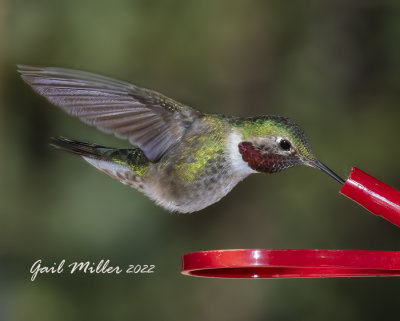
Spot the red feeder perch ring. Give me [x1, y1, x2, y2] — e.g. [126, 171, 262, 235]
[181, 167, 400, 278]
[181, 249, 400, 278]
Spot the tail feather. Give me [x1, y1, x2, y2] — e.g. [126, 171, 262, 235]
[50, 137, 107, 158]
[50, 137, 150, 166]
[50, 137, 151, 186]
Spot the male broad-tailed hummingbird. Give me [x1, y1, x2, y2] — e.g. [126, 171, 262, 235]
[18, 65, 344, 213]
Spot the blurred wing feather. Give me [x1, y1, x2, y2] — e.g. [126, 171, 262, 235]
[18, 65, 201, 161]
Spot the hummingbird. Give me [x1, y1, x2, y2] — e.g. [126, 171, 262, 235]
[18, 65, 344, 213]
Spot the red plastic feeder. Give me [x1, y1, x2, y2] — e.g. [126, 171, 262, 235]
[181, 167, 400, 278]
[182, 249, 400, 278]
[340, 167, 400, 227]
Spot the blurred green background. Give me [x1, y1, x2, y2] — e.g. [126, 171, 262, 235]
[1, 0, 400, 320]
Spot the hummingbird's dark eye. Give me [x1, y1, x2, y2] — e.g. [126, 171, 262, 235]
[279, 139, 291, 151]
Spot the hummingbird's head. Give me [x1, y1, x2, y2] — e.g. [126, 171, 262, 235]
[237, 116, 344, 184]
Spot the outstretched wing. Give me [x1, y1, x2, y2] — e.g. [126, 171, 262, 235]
[18, 65, 202, 162]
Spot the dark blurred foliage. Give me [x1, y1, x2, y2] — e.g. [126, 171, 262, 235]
[1, 0, 400, 320]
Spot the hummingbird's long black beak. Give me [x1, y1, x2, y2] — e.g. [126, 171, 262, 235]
[310, 160, 345, 185]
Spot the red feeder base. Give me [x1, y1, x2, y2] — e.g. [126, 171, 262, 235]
[182, 249, 400, 278]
